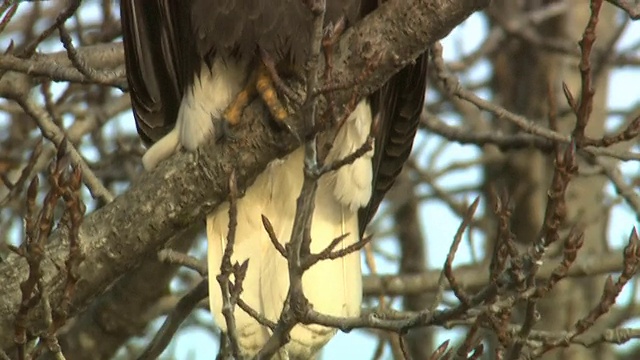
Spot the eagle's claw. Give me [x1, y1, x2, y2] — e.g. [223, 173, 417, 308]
[214, 115, 239, 143]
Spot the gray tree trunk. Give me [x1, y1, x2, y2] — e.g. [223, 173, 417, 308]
[392, 172, 434, 358]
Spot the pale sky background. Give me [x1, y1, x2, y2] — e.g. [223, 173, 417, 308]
[3, 2, 639, 359]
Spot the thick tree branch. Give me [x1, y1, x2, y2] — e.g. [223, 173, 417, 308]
[0, 0, 487, 350]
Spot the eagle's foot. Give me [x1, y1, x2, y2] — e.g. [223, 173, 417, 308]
[213, 73, 258, 143]
[254, 60, 303, 144]
[256, 63, 290, 125]
[213, 115, 239, 143]
[215, 59, 294, 142]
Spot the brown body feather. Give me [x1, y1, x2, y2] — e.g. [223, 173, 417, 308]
[191, 0, 361, 66]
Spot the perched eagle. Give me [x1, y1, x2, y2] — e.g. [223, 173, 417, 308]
[121, 1, 428, 358]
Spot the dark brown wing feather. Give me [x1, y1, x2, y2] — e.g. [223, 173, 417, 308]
[121, 0, 196, 145]
[358, 53, 429, 234]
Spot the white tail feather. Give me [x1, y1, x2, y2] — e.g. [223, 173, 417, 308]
[141, 54, 373, 357]
[142, 127, 180, 170]
[207, 100, 372, 359]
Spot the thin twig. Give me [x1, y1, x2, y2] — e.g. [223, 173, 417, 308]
[137, 280, 209, 360]
[13, 96, 113, 202]
[256, 1, 327, 357]
[217, 169, 242, 359]
[158, 249, 208, 277]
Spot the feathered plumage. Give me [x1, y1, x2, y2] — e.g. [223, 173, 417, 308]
[121, 1, 428, 358]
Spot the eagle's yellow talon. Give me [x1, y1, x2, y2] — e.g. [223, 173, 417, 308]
[221, 62, 289, 130]
[256, 65, 289, 122]
[223, 77, 257, 127]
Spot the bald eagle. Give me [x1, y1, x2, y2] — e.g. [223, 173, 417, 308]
[121, 1, 428, 358]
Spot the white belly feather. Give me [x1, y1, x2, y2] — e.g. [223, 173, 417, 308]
[142, 58, 373, 359]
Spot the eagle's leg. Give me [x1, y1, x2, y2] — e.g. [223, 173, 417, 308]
[218, 61, 289, 140]
[216, 69, 259, 141]
[255, 62, 289, 123]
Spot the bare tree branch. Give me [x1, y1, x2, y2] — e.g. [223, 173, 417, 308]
[362, 250, 631, 297]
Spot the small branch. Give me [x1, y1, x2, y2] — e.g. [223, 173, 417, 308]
[236, 297, 277, 330]
[0, 139, 43, 207]
[531, 229, 640, 357]
[362, 250, 634, 297]
[12, 96, 113, 203]
[9, 143, 82, 359]
[319, 136, 374, 175]
[217, 170, 242, 359]
[303, 234, 372, 270]
[595, 157, 640, 221]
[430, 42, 640, 162]
[261, 215, 287, 258]
[57, 25, 116, 84]
[0, 45, 125, 87]
[158, 249, 207, 277]
[444, 197, 480, 306]
[572, 0, 602, 145]
[137, 280, 209, 360]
